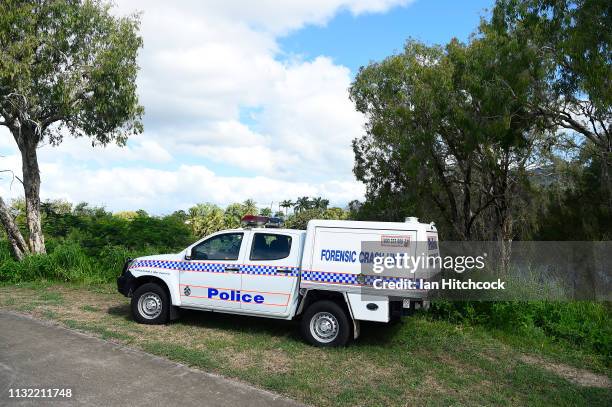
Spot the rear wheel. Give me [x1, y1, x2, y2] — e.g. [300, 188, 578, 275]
[300, 300, 351, 347]
[131, 283, 169, 324]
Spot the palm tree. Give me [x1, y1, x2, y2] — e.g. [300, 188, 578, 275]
[294, 196, 311, 213]
[280, 200, 293, 216]
[223, 203, 244, 228]
[312, 197, 329, 210]
[242, 199, 257, 215]
[259, 207, 272, 217]
[187, 203, 225, 237]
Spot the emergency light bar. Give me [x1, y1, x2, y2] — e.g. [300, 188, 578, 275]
[241, 215, 268, 227]
[266, 217, 283, 228]
[240, 215, 284, 228]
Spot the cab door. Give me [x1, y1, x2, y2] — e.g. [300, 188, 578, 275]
[241, 231, 301, 316]
[180, 231, 248, 310]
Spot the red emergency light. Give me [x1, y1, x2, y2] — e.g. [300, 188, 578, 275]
[241, 215, 269, 227]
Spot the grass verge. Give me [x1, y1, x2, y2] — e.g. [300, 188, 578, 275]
[0, 283, 610, 407]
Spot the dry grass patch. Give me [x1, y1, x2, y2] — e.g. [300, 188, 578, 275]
[520, 354, 612, 389]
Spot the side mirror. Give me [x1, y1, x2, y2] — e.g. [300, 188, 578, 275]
[185, 248, 192, 260]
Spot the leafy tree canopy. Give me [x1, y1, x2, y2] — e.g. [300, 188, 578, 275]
[0, 0, 143, 145]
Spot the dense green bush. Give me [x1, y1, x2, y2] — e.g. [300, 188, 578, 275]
[42, 204, 194, 255]
[430, 300, 611, 362]
[0, 203, 195, 284]
[0, 239, 164, 284]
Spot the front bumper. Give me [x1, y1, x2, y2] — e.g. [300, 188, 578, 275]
[117, 271, 136, 297]
[117, 260, 136, 297]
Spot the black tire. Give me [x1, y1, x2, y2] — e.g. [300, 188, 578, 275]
[300, 300, 351, 347]
[131, 283, 169, 324]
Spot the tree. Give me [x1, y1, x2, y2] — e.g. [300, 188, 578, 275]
[490, 0, 611, 204]
[242, 199, 258, 216]
[350, 35, 548, 243]
[294, 196, 312, 213]
[312, 197, 330, 210]
[285, 207, 348, 230]
[0, 0, 143, 257]
[114, 211, 139, 221]
[535, 147, 612, 240]
[41, 199, 72, 216]
[0, 196, 28, 260]
[169, 209, 189, 224]
[259, 207, 272, 217]
[224, 202, 246, 228]
[187, 203, 225, 238]
[280, 199, 293, 216]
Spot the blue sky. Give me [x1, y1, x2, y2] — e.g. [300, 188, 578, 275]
[0, 0, 495, 214]
[280, 1, 492, 74]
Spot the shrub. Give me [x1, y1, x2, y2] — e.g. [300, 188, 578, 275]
[0, 239, 172, 285]
[430, 300, 611, 362]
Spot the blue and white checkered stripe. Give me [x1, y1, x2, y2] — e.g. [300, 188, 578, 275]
[240, 264, 300, 277]
[130, 260, 299, 276]
[130, 260, 226, 273]
[302, 271, 359, 285]
[130, 260, 419, 287]
[302, 272, 422, 287]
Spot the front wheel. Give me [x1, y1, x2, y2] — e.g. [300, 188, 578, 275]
[131, 283, 169, 324]
[300, 300, 351, 347]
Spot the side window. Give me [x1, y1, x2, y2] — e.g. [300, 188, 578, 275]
[192, 233, 243, 261]
[250, 233, 292, 261]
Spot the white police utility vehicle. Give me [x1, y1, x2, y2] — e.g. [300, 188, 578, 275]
[117, 216, 438, 346]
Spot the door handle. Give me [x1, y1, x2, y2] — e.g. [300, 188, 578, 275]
[276, 267, 294, 274]
[224, 267, 240, 273]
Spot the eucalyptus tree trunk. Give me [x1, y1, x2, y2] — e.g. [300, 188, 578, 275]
[12, 125, 46, 254]
[0, 196, 29, 260]
[604, 147, 612, 210]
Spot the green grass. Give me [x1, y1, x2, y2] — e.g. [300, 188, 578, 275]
[80, 305, 100, 312]
[63, 319, 133, 342]
[0, 283, 610, 406]
[2, 280, 55, 289]
[39, 291, 64, 304]
[142, 342, 218, 370]
[41, 309, 58, 319]
[0, 238, 176, 285]
[430, 301, 612, 366]
[2, 297, 16, 306]
[138, 315, 611, 407]
[17, 303, 37, 312]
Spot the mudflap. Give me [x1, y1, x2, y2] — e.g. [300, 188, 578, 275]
[169, 305, 180, 321]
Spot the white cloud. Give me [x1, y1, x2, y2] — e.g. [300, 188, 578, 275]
[0, 156, 364, 213]
[134, 141, 173, 163]
[1, 1, 414, 212]
[115, 1, 413, 35]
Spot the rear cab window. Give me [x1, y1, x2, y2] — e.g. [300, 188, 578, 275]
[250, 233, 292, 261]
